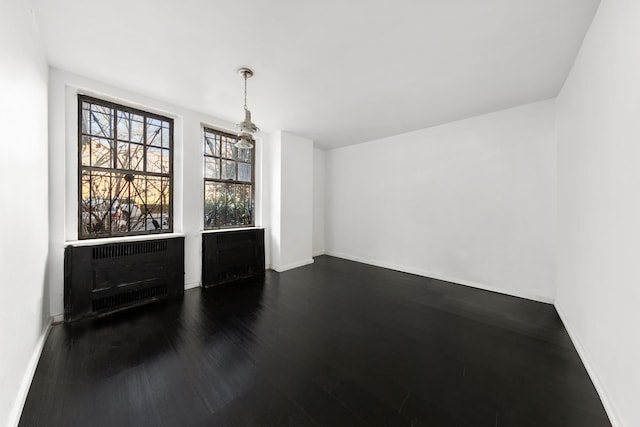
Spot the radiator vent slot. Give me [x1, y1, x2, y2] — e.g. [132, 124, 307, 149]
[92, 240, 168, 260]
[92, 284, 168, 313]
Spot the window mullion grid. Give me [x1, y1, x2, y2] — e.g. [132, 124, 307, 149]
[78, 96, 173, 239]
[234, 143, 239, 181]
[143, 113, 148, 173]
[203, 128, 254, 229]
[218, 134, 222, 179]
[112, 107, 117, 170]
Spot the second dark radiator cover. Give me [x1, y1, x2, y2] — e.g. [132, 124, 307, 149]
[202, 228, 265, 288]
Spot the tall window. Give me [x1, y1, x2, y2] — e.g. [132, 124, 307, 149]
[78, 95, 173, 239]
[203, 127, 254, 228]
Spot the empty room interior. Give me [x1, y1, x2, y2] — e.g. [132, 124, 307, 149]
[2, 0, 639, 426]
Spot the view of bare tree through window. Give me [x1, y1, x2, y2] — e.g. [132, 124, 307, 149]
[79, 96, 173, 239]
[203, 128, 254, 228]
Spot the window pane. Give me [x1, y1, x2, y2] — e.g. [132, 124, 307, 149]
[204, 181, 218, 227]
[205, 157, 220, 179]
[88, 111, 113, 138]
[214, 182, 228, 227]
[145, 174, 156, 231]
[232, 183, 252, 226]
[160, 148, 170, 174]
[126, 174, 149, 232]
[82, 171, 145, 236]
[158, 176, 170, 229]
[203, 182, 254, 228]
[147, 146, 162, 173]
[116, 142, 143, 171]
[81, 170, 114, 236]
[92, 138, 113, 168]
[116, 142, 130, 169]
[221, 137, 236, 159]
[237, 147, 251, 163]
[82, 136, 112, 168]
[130, 144, 145, 171]
[161, 123, 171, 148]
[91, 103, 112, 116]
[142, 175, 164, 231]
[204, 134, 219, 156]
[238, 162, 251, 182]
[114, 174, 134, 233]
[80, 171, 95, 235]
[117, 111, 144, 143]
[146, 118, 162, 147]
[222, 160, 236, 180]
[81, 108, 90, 135]
[81, 136, 90, 166]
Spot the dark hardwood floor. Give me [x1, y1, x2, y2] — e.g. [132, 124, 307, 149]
[20, 255, 611, 426]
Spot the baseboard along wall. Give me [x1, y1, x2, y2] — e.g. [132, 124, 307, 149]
[8, 317, 52, 427]
[323, 251, 554, 304]
[555, 304, 619, 427]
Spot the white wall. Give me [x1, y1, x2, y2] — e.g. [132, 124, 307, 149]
[325, 100, 556, 302]
[312, 148, 325, 256]
[0, 0, 50, 425]
[556, 0, 640, 425]
[269, 131, 314, 271]
[47, 69, 270, 317]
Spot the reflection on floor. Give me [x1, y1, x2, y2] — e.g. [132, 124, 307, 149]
[20, 255, 611, 426]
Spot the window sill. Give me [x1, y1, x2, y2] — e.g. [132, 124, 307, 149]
[65, 232, 186, 247]
[201, 227, 264, 234]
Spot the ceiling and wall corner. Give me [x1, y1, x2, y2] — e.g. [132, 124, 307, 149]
[31, 0, 600, 149]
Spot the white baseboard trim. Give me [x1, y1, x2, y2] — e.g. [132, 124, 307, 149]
[52, 313, 64, 324]
[324, 251, 554, 304]
[271, 258, 314, 273]
[312, 250, 326, 257]
[184, 281, 200, 290]
[555, 304, 619, 427]
[8, 317, 53, 427]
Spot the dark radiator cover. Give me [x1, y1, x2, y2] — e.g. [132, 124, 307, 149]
[64, 237, 184, 322]
[202, 228, 265, 288]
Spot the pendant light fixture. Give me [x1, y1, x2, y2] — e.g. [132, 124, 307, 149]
[235, 67, 258, 149]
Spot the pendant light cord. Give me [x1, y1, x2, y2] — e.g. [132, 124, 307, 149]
[243, 75, 248, 111]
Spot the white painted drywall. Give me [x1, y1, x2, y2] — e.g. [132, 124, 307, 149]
[325, 100, 556, 302]
[269, 131, 314, 271]
[268, 132, 282, 269]
[556, 0, 640, 425]
[0, 0, 50, 425]
[312, 148, 325, 256]
[47, 69, 270, 316]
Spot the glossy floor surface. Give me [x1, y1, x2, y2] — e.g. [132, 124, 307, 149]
[21, 256, 611, 426]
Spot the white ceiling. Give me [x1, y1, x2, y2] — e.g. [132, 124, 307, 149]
[33, 0, 600, 149]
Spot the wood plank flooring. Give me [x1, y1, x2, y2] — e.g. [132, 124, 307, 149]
[20, 255, 611, 426]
